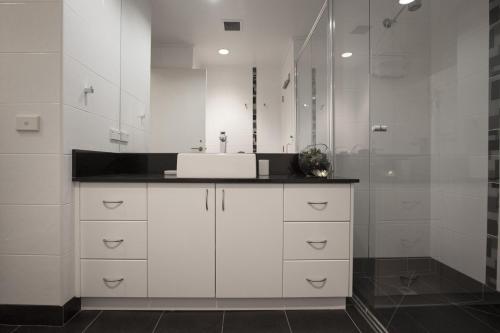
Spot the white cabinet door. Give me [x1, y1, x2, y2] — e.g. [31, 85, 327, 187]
[216, 184, 283, 298]
[148, 184, 215, 297]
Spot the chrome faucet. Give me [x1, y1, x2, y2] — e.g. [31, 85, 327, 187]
[219, 131, 227, 153]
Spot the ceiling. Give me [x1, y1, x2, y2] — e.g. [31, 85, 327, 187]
[151, 0, 326, 67]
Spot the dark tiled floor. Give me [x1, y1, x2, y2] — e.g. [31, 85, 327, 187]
[353, 257, 500, 332]
[2, 310, 368, 333]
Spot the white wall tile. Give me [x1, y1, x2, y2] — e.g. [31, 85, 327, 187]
[375, 222, 430, 258]
[60, 203, 73, 255]
[0, 205, 61, 255]
[0, 53, 61, 104]
[0, 1, 62, 53]
[63, 1, 121, 86]
[0, 154, 61, 205]
[63, 55, 120, 122]
[0, 103, 61, 154]
[121, 0, 151, 103]
[0, 255, 61, 305]
[63, 105, 119, 154]
[121, 91, 147, 130]
[60, 251, 74, 304]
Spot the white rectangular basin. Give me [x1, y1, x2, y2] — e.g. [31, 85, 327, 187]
[176, 153, 256, 178]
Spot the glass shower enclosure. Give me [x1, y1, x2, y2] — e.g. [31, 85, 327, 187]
[330, 0, 495, 331]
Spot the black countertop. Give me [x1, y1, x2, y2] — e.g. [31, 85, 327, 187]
[73, 173, 359, 184]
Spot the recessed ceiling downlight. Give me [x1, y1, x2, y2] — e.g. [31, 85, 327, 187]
[399, 0, 415, 4]
[218, 48, 230, 55]
[341, 52, 353, 58]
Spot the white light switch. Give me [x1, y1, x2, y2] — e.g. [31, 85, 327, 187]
[16, 115, 40, 131]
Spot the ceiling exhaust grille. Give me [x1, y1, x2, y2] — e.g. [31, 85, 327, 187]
[224, 21, 241, 31]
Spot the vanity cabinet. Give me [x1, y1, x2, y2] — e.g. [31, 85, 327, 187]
[215, 184, 283, 298]
[76, 181, 354, 304]
[148, 184, 216, 298]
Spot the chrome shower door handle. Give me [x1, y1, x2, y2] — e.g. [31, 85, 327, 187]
[371, 125, 388, 132]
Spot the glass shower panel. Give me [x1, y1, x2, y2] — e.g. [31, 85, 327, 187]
[352, 0, 491, 331]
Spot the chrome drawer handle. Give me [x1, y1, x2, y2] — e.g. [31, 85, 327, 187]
[222, 189, 225, 211]
[306, 240, 328, 249]
[103, 277, 124, 288]
[205, 189, 209, 211]
[307, 201, 328, 205]
[306, 278, 327, 288]
[102, 239, 124, 248]
[102, 200, 124, 209]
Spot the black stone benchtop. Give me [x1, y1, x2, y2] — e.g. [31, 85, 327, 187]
[72, 150, 359, 184]
[73, 173, 359, 184]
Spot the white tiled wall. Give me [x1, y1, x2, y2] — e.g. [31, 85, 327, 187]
[0, 0, 152, 306]
[429, 0, 489, 283]
[0, 0, 67, 306]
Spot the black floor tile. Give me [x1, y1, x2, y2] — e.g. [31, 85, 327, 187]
[14, 311, 100, 333]
[0, 325, 18, 333]
[460, 306, 500, 331]
[154, 311, 222, 333]
[384, 310, 429, 333]
[63, 298, 81, 324]
[286, 310, 358, 333]
[404, 305, 498, 333]
[345, 305, 375, 333]
[223, 311, 290, 333]
[85, 311, 162, 333]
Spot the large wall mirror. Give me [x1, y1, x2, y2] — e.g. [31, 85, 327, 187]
[149, 0, 330, 154]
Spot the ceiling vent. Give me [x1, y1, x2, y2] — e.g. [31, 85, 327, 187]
[223, 21, 241, 31]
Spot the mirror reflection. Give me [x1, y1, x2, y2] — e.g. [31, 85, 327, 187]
[149, 0, 327, 153]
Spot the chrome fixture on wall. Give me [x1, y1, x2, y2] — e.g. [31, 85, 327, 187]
[383, 0, 422, 28]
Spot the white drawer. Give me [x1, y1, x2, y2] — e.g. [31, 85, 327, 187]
[80, 183, 147, 220]
[283, 260, 349, 298]
[81, 260, 147, 297]
[284, 222, 350, 260]
[80, 221, 147, 259]
[284, 184, 350, 221]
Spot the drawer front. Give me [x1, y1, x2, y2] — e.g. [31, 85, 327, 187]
[284, 185, 350, 221]
[284, 222, 350, 260]
[80, 222, 147, 259]
[283, 260, 349, 298]
[80, 183, 147, 220]
[81, 260, 147, 297]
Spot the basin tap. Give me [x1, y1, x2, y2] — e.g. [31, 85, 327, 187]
[219, 131, 227, 153]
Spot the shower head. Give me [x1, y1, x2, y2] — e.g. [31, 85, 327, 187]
[407, 0, 422, 12]
[383, 0, 423, 28]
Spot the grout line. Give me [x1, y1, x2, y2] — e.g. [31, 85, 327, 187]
[82, 310, 103, 333]
[284, 310, 293, 333]
[151, 311, 165, 333]
[220, 311, 225, 333]
[10, 326, 20, 333]
[456, 304, 500, 333]
[345, 309, 362, 333]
